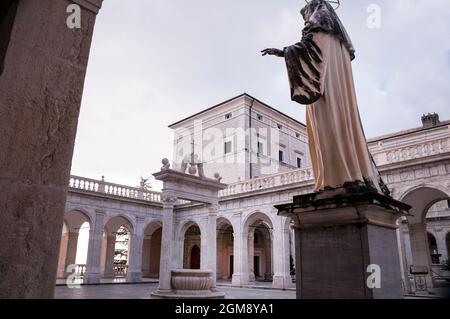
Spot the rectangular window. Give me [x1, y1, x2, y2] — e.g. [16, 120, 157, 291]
[447, 199, 450, 209]
[257, 142, 264, 155]
[296, 132, 301, 138]
[279, 150, 284, 162]
[224, 141, 232, 154]
[297, 157, 302, 168]
[257, 114, 263, 121]
[277, 124, 283, 130]
[225, 113, 232, 120]
[0, 0, 19, 75]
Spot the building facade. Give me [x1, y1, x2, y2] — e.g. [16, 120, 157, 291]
[58, 94, 450, 293]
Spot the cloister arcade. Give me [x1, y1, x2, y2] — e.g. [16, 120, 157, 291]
[59, 130, 450, 292]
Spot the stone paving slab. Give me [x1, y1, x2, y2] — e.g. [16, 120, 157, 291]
[54, 283, 296, 299]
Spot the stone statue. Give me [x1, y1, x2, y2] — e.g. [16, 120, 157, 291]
[262, 0, 389, 195]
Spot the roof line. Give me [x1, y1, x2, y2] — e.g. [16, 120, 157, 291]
[168, 93, 306, 128]
[368, 120, 450, 143]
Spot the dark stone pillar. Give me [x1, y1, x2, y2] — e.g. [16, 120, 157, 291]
[0, 0, 102, 298]
[276, 184, 410, 299]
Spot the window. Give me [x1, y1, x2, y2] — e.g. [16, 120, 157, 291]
[447, 199, 450, 209]
[279, 150, 284, 162]
[257, 114, 263, 121]
[224, 141, 232, 154]
[277, 124, 283, 130]
[296, 132, 301, 139]
[225, 113, 232, 120]
[257, 142, 264, 155]
[0, 0, 19, 75]
[297, 157, 302, 168]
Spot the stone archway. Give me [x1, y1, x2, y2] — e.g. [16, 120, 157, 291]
[183, 223, 201, 269]
[57, 210, 92, 279]
[101, 216, 134, 280]
[401, 186, 450, 288]
[243, 212, 274, 283]
[142, 221, 162, 278]
[217, 218, 234, 281]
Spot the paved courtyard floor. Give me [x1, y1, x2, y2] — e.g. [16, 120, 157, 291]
[54, 283, 296, 299]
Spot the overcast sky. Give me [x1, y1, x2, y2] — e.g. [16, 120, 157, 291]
[71, 0, 450, 188]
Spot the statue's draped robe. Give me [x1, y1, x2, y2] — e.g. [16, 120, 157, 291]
[284, 31, 381, 191]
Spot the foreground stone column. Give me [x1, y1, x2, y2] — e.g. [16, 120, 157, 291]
[276, 185, 410, 299]
[272, 219, 293, 289]
[0, 0, 102, 298]
[231, 218, 249, 286]
[64, 232, 80, 277]
[248, 231, 255, 282]
[201, 204, 218, 288]
[56, 230, 69, 278]
[84, 211, 105, 284]
[155, 195, 177, 292]
[127, 217, 144, 282]
[103, 235, 116, 278]
[408, 222, 435, 288]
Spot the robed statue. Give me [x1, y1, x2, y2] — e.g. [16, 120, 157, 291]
[262, 0, 389, 195]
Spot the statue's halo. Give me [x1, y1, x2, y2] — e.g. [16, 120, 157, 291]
[305, 0, 340, 10]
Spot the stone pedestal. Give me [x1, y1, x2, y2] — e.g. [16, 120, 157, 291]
[276, 184, 410, 299]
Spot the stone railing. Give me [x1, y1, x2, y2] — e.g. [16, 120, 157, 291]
[113, 264, 128, 277]
[73, 264, 87, 277]
[372, 137, 450, 166]
[69, 176, 161, 203]
[219, 167, 314, 197]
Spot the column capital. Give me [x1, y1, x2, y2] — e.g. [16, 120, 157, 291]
[161, 194, 178, 206]
[208, 203, 220, 214]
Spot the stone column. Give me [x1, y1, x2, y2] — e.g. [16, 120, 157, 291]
[56, 231, 69, 278]
[103, 235, 116, 278]
[142, 237, 152, 277]
[84, 211, 105, 284]
[272, 219, 292, 289]
[156, 194, 177, 292]
[408, 222, 435, 288]
[231, 215, 249, 286]
[201, 204, 218, 288]
[397, 222, 412, 294]
[0, 0, 102, 298]
[434, 229, 448, 263]
[127, 217, 144, 282]
[216, 233, 223, 279]
[248, 231, 255, 282]
[64, 232, 80, 277]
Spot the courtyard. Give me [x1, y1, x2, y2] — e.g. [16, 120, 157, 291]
[55, 283, 296, 300]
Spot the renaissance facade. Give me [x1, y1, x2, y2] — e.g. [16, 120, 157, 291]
[58, 94, 450, 293]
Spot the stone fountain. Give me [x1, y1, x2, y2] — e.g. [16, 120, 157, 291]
[151, 270, 225, 299]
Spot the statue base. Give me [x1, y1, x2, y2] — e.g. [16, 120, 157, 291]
[275, 182, 410, 299]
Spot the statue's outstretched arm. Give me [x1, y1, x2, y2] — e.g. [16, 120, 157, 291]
[261, 48, 284, 57]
